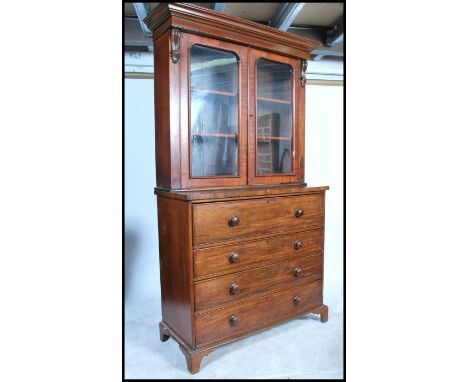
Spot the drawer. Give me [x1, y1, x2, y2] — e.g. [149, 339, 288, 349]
[194, 254, 322, 311]
[192, 193, 324, 245]
[194, 229, 323, 279]
[195, 280, 322, 346]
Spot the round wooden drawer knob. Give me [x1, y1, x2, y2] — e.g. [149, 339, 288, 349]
[293, 296, 302, 305]
[228, 216, 240, 226]
[295, 209, 304, 218]
[294, 240, 302, 250]
[230, 284, 240, 294]
[293, 267, 302, 277]
[229, 253, 240, 263]
[229, 315, 238, 326]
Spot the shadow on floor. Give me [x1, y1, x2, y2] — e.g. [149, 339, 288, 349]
[125, 229, 139, 298]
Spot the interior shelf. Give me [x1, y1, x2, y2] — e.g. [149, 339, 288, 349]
[191, 88, 237, 97]
[257, 96, 291, 104]
[257, 136, 291, 141]
[192, 132, 238, 139]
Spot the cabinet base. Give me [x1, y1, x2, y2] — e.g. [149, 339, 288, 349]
[158, 305, 329, 374]
[159, 321, 170, 342]
[179, 345, 213, 374]
[312, 304, 329, 322]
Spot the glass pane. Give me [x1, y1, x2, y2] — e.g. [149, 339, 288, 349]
[256, 59, 293, 175]
[190, 45, 239, 177]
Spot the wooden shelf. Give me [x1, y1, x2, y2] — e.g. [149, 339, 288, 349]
[257, 96, 291, 105]
[192, 132, 238, 139]
[191, 88, 237, 97]
[257, 136, 291, 141]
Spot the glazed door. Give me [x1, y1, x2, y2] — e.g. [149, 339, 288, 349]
[248, 49, 303, 185]
[179, 33, 248, 189]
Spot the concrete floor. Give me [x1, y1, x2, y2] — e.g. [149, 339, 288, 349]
[125, 282, 343, 379]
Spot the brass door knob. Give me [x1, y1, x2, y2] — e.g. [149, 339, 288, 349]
[228, 216, 240, 226]
[294, 240, 302, 250]
[229, 253, 240, 263]
[295, 209, 304, 218]
[293, 267, 302, 277]
[229, 315, 238, 326]
[229, 284, 240, 294]
[293, 296, 302, 305]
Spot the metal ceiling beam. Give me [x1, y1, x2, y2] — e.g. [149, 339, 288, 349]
[311, 49, 343, 58]
[211, 3, 225, 13]
[286, 26, 325, 45]
[325, 14, 343, 47]
[133, 3, 152, 37]
[124, 18, 152, 47]
[287, 25, 343, 59]
[269, 3, 306, 31]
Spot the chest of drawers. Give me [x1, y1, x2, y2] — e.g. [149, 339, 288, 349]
[156, 186, 329, 373]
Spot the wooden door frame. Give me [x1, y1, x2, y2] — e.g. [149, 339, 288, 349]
[247, 49, 303, 186]
[179, 32, 249, 189]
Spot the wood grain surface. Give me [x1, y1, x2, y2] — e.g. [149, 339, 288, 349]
[192, 193, 325, 245]
[157, 196, 194, 347]
[195, 281, 323, 345]
[194, 228, 323, 279]
[194, 254, 322, 311]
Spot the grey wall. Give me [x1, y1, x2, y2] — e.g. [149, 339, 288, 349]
[125, 79, 159, 301]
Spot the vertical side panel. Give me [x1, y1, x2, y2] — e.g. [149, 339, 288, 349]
[239, 44, 249, 187]
[154, 31, 170, 188]
[154, 30, 181, 189]
[247, 49, 256, 185]
[179, 32, 190, 188]
[169, 30, 182, 189]
[157, 196, 193, 348]
[320, 191, 326, 305]
[298, 62, 305, 182]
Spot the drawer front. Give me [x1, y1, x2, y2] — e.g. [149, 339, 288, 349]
[194, 255, 322, 311]
[192, 193, 324, 245]
[195, 281, 322, 346]
[194, 229, 323, 279]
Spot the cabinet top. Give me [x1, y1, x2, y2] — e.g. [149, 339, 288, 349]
[144, 2, 321, 60]
[154, 184, 329, 202]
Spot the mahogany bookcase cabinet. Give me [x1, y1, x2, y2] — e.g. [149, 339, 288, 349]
[145, 3, 329, 374]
